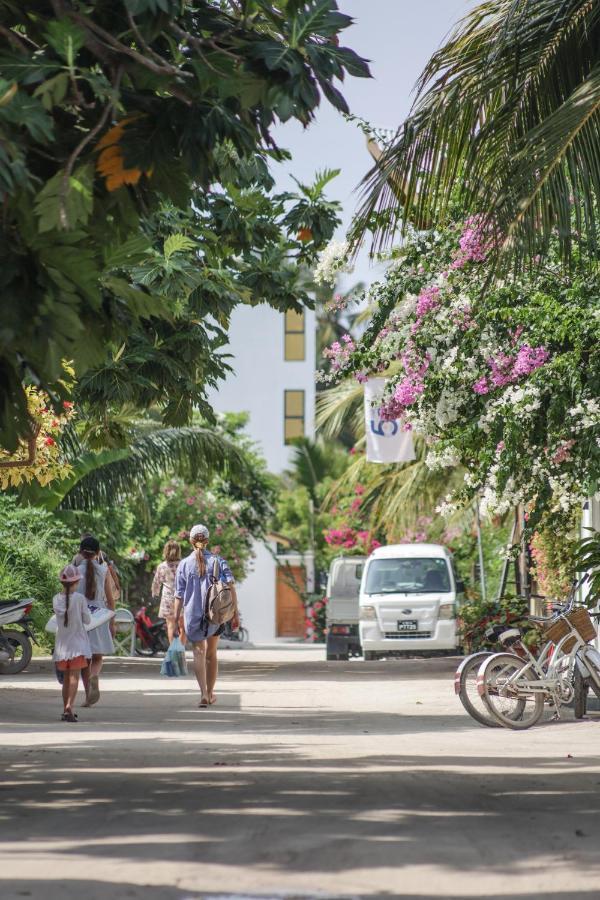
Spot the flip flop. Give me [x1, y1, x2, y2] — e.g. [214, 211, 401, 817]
[199, 697, 209, 708]
[209, 695, 217, 705]
[61, 711, 78, 722]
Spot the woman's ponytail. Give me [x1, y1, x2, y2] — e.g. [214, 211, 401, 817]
[83, 551, 96, 601]
[193, 540, 208, 577]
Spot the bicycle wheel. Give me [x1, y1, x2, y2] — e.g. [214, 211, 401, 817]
[478, 653, 545, 730]
[573, 666, 589, 719]
[455, 652, 499, 727]
[580, 647, 600, 701]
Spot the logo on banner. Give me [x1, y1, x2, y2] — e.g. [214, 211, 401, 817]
[370, 418, 399, 437]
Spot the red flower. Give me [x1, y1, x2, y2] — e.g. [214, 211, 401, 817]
[44, 436, 56, 447]
[63, 401, 74, 409]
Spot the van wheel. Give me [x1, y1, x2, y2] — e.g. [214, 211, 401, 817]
[364, 651, 377, 661]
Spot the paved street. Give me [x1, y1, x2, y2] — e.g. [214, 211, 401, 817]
[1, 649, 600, 900]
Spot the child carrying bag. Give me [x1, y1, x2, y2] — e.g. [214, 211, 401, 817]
[160, 636, 188, 677]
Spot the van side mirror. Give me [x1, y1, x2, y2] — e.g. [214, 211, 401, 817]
[456, 579, 465, 593]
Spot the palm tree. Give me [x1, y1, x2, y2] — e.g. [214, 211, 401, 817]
[316, 381, 463, 537]
[357, 0, 600, 268]
[21, 424, 250, 512]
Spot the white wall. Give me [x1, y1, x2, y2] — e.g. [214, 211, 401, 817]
[210, 305, 316, 641]
[237, 540, 277, 643]
[209, 304, 316, 474]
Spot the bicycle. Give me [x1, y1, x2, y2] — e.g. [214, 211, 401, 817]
[455, 623, 528, 727]
[477, 582, 600, 730]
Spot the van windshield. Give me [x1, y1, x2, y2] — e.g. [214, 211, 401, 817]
[365, 557, 451, 594]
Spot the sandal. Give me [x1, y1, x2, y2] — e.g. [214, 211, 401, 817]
[199, 697, 209, 708]
[61, 711, 78, 722]
[209, 694, 217, 705]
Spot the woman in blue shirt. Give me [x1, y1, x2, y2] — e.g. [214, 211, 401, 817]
[173, 524, 238, 708]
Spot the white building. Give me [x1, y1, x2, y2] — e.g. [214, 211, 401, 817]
[208, 303, 316, 642]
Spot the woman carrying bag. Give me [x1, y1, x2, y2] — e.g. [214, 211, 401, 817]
[172, 524, 238, 708]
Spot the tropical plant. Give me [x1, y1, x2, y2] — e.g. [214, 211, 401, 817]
[316, 218, 600, 536]
[0, 1, 369, 447]
[0, 377, 76, 489]
[0, 496, 73, 648]
[356, 0, 600, 269]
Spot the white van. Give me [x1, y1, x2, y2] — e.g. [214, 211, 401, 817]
[325, 556, 366, 660]
[359, 543, 464, 660]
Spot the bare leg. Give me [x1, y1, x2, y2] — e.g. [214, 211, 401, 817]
[192, 640, 208, 702]
[81, 664, 90, 701]
[166, 616, 175, 644]
[81, 654, 102, 705]
[68, 671, 80, 711]
[207, 635, 220, 702]
[61, 672, 70, 713]
[90, 653, 103, 677]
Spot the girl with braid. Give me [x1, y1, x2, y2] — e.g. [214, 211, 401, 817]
[53, 565, 91, 721]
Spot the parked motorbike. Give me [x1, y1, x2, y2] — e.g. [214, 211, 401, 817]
[0, 598, 37, 674]
[134, 600, 169, 656]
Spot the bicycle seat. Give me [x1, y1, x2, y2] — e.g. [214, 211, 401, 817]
[528, 614, 556, 625]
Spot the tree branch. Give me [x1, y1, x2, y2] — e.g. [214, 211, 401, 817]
[0, 427, 40, 470]
[59, 66, 123, 229]
[69, 11, 193, 79]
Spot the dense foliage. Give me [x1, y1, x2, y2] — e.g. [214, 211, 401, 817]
[0, 1, 369, 448]
[319, 221, 600, 537]
[357, 0, 600, 270]
[0, 496, 73, 648]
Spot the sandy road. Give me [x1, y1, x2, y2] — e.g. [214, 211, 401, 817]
[1, 649, 599, 900]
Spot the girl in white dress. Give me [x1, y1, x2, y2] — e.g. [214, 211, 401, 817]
[53, 565, 92, 722]
[76, 536, 115, 707]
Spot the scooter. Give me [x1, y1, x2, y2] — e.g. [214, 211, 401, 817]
[134, 600, 169, 656]
[0, 598, 37, 674]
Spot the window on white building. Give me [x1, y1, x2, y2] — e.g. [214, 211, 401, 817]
[284, 390, 305, 443]
[284, 309, 305, 361]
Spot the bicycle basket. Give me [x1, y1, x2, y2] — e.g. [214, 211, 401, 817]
[543, 607, 596, 652]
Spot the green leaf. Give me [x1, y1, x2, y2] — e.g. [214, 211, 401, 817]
[163, 234, 197, 261]
[104, 234, 152, 270]
[44, 20, 86, 66]
[34, 164, 94, 233]
[0, 88, 53, 143]
[33, 73, 69, 110]
[288, 1, 352, 47]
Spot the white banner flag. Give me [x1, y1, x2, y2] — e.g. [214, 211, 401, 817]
[364, 377, 416, 464]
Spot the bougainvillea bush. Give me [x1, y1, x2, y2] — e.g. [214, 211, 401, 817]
[305, 596, 327, 642]
[319, 219, 600, 536]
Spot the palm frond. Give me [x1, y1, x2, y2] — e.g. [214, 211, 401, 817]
[316, 381, 364, 440]
[26, 427, 249, 512]
[326, 438, 464, 538]
[356, 0, 600, 268]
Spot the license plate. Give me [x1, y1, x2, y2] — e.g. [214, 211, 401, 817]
[397, 619, 418, 632]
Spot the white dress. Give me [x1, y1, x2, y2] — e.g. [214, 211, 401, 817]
[76, 560, 115, 655]
[52, 592, 92, 662]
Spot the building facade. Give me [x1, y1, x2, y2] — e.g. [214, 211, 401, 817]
[208, 303, 316, 642]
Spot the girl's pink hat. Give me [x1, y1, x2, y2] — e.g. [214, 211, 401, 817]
[59, 564, 80, 585]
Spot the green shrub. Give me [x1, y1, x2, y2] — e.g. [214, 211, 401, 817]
[0, 497, 73, 649]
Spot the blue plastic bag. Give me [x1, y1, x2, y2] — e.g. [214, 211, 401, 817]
[160, 636, 188, 677]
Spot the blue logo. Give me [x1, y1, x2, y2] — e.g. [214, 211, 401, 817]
[370, 418, 399, 437]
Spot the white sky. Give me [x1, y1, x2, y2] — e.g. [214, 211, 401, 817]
[273, 0, 472, 287]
